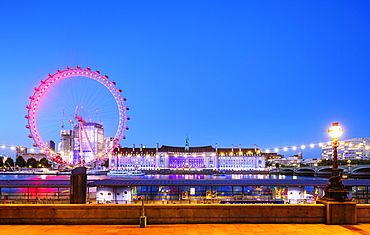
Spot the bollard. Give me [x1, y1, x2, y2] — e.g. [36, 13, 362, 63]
[139, 195, 147, 228]
[140, 215, 147, 228]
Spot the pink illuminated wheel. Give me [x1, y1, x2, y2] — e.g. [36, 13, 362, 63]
[26, 66, 129, 166]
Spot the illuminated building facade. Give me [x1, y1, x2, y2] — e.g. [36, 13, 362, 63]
[16, 147, 28, 157]
[60, 126, 115, 164]
[322, 137, 370, 161]
[104, 137, 116, 153]
[110, 144, 266, 171]
[73, 122, 104, 164]
[45, 140, 55, 152]
[15, 147, 47, 162]
[60, 130, 73, 163]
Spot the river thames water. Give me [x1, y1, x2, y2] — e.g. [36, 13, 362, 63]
[0, 173, 328, 181]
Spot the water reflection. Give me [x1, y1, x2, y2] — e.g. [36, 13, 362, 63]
[0, 173, 324, 181]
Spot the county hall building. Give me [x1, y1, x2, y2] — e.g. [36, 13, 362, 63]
[109, 143, 267, 171]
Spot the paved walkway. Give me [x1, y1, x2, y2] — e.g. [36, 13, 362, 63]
[1, 224, 370, 235]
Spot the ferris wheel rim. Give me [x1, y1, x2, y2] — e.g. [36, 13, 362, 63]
[26, 66, 128, 164]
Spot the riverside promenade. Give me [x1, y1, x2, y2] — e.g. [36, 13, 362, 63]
[1, 224, 370, 235]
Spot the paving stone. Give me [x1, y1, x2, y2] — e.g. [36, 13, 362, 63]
[2, 224, 370, 234]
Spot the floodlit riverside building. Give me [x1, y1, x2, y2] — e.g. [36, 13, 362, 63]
[322, 137, 370, 161]
[73, 122, 104, 164]
[110, 144, 266, 171]
[15, 147, 47, 162]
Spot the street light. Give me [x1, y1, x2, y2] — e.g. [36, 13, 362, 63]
[347, 159, 352, 176]
[322, 123, 349, 202]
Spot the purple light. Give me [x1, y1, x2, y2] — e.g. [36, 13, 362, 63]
[169, 156, 205, 168]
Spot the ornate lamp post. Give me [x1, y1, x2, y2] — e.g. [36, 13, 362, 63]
[322, 123, 349, 202]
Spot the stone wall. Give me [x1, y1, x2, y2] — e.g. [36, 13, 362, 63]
[146, 204, 325, 224]
[0, 204, 141, 224]
[0, 204, 325, 225]
[357, 205, 370, 223]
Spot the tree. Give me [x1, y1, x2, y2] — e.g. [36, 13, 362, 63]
[27, 157, 39, 168]
[318, 159, 333, 166]
[265, 161, 273, 167]
[16, 156, 26, 167]
[0, 157, 3, 167]
[5, 157, 14, 168]
[101, 159, 109, 168]
[40, 157, 51, 168]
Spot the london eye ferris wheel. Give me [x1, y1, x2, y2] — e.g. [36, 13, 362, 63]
[26, 66, 129, 166]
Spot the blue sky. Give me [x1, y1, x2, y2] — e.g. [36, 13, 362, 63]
[0, 1, 369, 159]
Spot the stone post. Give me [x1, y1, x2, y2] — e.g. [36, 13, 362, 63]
[317, 200, 357, 225]
[139, 195, 147, 228]
[70, 167, 87, 204]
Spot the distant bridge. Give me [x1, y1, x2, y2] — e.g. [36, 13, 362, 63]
[280, 165, 370, 177]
